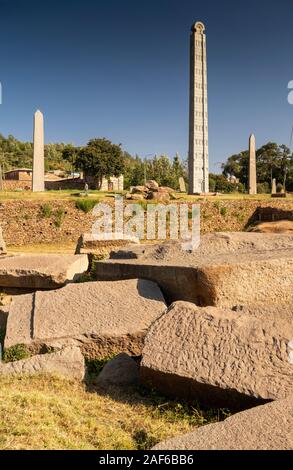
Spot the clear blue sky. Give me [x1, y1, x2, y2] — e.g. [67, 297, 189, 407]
[0, 0, 293, 172]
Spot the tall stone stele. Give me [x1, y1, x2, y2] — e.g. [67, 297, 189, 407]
[32, 110, 45, 192]
[248, 133, 257, 195]
[188, 21, 209, 195]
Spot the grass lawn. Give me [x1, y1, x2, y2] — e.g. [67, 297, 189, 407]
[0, 374, 229, 450]
[179, 192, 293, 201]
[0, 189, 292, 202]
[8, 242, 76, 254]
[0, 190, 115, 202]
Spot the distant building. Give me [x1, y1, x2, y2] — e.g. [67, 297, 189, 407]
[100, 175, 124, 192]
[4, 168, 32, 181]
[3, 168, 124, 192]
[84, 174, 124, 192]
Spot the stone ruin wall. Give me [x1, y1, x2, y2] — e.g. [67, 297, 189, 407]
[0, 198, 292, 247]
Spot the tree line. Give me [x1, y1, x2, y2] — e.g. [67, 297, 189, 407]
[221, 142, 293, 193]
[0, 134, 72, 172]
[1, 133, 292, 192]
[0, 134, 187, 190]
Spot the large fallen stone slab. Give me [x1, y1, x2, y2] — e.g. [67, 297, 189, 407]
[75, 232, 139, 257]
[110, 232, 293, 260]
[5, 279, 166, 359]
[141, 301, 293, 408]
[0, 254, 89, 288]
[248, 220, 293, 234]
[95, 233, 293, 308]
[0, 347, 85, 380]
[153, 395, 293, 450]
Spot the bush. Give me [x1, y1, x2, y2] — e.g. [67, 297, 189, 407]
[3, 344, 30, 363]
[209, 176, 216, 192]
[54, 208, 65, 227]
[237, 182, 246, 193]
[75, 199, 99, 213]
[220, 207, 227, 217]
[209, 174, 235, 193]
[276, 183, 284, 193]
[41, 203, 52, 218]
[257, 182, 270, 194]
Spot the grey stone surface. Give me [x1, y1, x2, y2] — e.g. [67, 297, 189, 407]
[96, 353, 139, 387]
[153, 395, 293, 450]
[32, 110, 45, 192]
[0, 347, 85, 380]
[145, 180, 159, 190]
[188, 22, 209, 194]
[141, 301, 293, 407]
[0, 254, 89, 288]
[95, 233, 293, 308]
[248, 220, 293, 234]
[75, 232, 139, 255]
[179, 177, 186, 193]
[248, 133, 257, 195]
[5, 279, 166, 358]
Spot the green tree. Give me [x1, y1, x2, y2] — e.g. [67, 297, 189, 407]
[222, 141, 293, 192]
[75, 138, 125, 189]
[209, 173, 235, 193]
[222, 151, 249, 188]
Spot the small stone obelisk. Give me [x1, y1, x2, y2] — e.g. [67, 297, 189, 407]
[32, 110, 45, 192]
[272, 178, 277, 194]
[248, 134, 257, 195]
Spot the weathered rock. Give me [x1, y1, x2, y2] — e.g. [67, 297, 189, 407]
[147, 191, 170, 203]
[75, 232, 139, 256]
[5, 279, 166, 359]
[153, 395, 293, 450]
[0, 347, 85, 380]
[272, 193, 287, 198]
[130, 186, 148, 195]
[179, 177, 186, 193]
[96, 233, 293, 307]
[159, 186, 175, 193]
[146, 180, 159, 190]
[248, 220, 293, 234]
[0, 227, 7, 255]
[96, 353, 139, 387]
[141, 301, 293, 407]
[110, 232, 293, 261]
[0, 254, 89, 288]
[130, 193, 145, 201]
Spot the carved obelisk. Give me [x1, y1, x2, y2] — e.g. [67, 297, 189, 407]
[248, 134, 257, 195]
[188, 21, 209, 195]
[32, 110, 45, 192]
